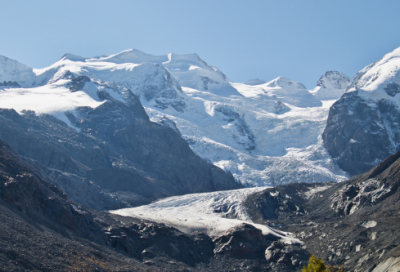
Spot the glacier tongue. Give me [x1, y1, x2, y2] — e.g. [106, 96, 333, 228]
[111, 187, 301, 244]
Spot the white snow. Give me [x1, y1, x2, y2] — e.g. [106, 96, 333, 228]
[303, 184, 332, 199]
[235, 77, 322, 107]
[0, 84, 105, 115]
[0, 49, 350, 187]
[111, 187, 301, 244]
[345, 47, 400, 109]
[310, 71, 350, 100]
[360, 220, 377, 228]
[0, 55, 36, 87]
[144, 89, 348, 186]
[372, 257, 400, 272]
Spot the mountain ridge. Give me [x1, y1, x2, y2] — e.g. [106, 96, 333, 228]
[0, 49, 350, 187]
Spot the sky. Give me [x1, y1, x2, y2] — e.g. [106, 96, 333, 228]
[1, 0, 400, 89]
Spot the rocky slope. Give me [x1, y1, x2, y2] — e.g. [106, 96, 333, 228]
[3, 133, 398, 271]
[0, 139, 311, 271]
[323, 47, 400, 175]
[0, 70, 240, 209]
[244, 149, 400, 271]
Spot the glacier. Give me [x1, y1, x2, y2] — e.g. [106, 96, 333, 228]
[111, 186, 302, 245]
[0, 50, 350, 187]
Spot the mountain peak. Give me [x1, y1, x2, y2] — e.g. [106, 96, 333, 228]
[266, 76, 306, 89]
[89, 49, 168, 64]
[61, 53, 86, 62]
[0, 55, 35, 87]
[310, 71, 350, 100]
[316, 71, 350, 89]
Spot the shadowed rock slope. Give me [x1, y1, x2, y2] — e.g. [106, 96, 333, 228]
[245, 150, 400, 271]
[0, 88, 240, 209]
[0, 140, 308, 271]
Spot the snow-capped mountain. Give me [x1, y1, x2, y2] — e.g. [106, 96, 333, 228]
[0, 55, 241, 209]
[88, 49, 241, 97]
[310, 71, 350, 100]
[0, 55, 36, 87]
[0, 50, 350, 187]
[323, 47, 400, 174]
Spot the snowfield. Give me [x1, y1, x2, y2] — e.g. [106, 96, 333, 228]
[145, 90, 348, 187]
[111, 187, 301, 244]
[0, 49, 350, 187]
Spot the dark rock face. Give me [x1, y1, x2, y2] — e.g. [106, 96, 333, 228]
[323, 91, 400, 175]
[211, 223, 308, 271]
[105, 222, 214, 266]
[0, 140, 197, 271]
[0, 87, 240, 210]
[0, 141, 307, 271]
[265, 241, 309, 269]
[213, 223, 270, 258]
[0, 81, 20, 88]
[244, 149, 400, 272]
[0, 140, 102, 238]
[384, 82, 400, 97]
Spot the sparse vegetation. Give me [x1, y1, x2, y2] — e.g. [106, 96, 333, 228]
[302, 255, 344, 272]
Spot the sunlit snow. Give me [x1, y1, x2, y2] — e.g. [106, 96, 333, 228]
[0, 49, 351, 187]
[111, 187, 301, 244]
[0, 84, 104, 114]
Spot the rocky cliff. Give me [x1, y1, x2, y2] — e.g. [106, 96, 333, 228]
[323, 47, 400, 175]
[245, 149, 400, 271]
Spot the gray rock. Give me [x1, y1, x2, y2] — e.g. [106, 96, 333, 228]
[0, 84, 241, 209]
[265, 241, 309, 268]
[244, 149, 400, 272]
[323, 91, 400, 175]
[213, 223, 271, 258]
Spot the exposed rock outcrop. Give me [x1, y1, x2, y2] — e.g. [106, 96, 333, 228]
[0, 81, 241, 209]
[245, 149, 400, 272]
[323, 47, 400, 175]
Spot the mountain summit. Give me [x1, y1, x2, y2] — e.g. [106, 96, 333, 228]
[310, 71, 350, 100]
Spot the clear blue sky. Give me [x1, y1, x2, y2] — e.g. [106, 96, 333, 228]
[1, 0, 400, 88]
